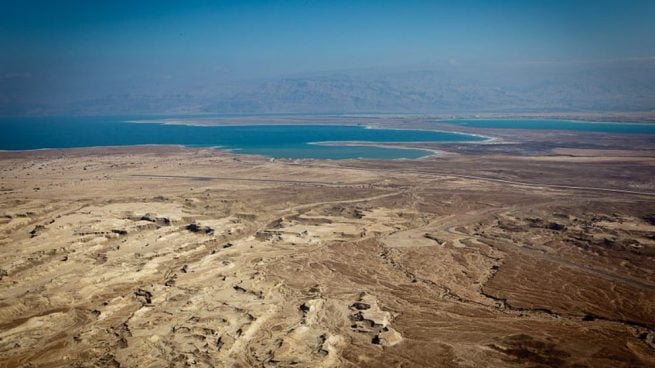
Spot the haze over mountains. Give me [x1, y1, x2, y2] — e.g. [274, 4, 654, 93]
[3, 1, 655, 116]
[3, 58, 654, 116]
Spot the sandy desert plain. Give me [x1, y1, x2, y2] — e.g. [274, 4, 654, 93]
[1, 116, 655, 367]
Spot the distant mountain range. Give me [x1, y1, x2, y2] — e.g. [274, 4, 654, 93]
[3, 60, 654, 116]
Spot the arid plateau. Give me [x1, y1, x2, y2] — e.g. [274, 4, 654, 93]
[1, 123, 655, 367]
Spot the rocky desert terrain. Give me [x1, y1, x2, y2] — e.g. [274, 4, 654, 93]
[1, 142, 654, 367]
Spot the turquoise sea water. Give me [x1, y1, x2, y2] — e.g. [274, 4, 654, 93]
[443, 119, 655, 134]
[3, 117, 651, 160]
[0, 116, 483, 160]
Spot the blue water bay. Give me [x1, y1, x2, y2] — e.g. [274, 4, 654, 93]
[0, 117, 483, 160]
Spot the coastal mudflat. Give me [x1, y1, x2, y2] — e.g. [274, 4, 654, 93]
[1, 145, 654, 367]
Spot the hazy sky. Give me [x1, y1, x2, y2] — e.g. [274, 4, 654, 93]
[1, 0, 654, 113]
[3, 0, 655, 74]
